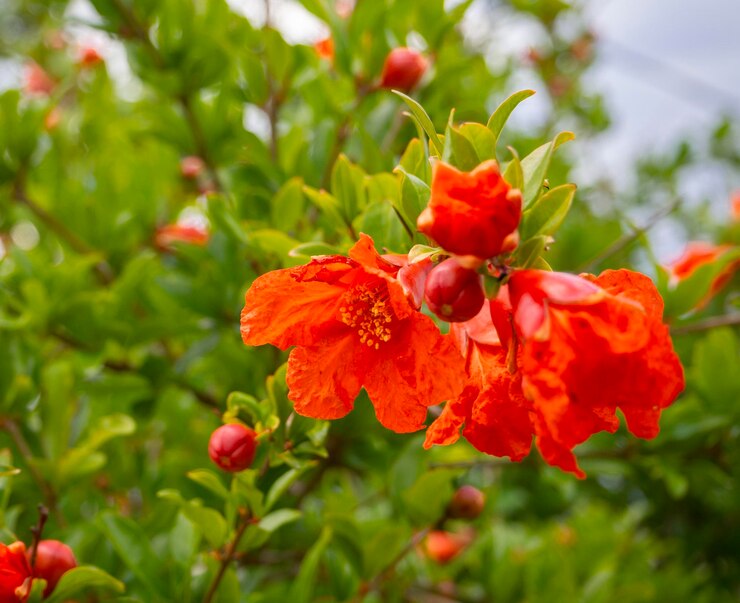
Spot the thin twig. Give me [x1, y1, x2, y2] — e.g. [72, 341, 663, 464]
[204, 509, 253, 603]
[179, 93, 224, 192]
[577, 199, 681, 273]
[0, 419, 66, 527]
[671, 313, 740, 335]
[358, 528, 430, 601]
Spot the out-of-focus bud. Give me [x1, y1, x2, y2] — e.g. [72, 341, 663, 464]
[424, 258, 485, 323]
[380, 47, 427, 92]
[448, 485, 486, 519]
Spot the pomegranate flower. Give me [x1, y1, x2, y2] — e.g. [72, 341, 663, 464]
[155, 223, 209, 249]
[0, 541, 32, 602]
[424, 300, 534, 462]
[23, 63, 55, 97]
[241, 234, 464, 432]
[502, 269, 684, 478]
[418, 160, 522, 260]
[667, 242, 738, 307]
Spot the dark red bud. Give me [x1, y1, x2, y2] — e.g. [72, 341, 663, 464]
[424, 258, 485, 322]
[448, 485, 485, 519]
[380, 47, 427, 92]
[208, 424, 257, 472]
[180, 155, 205, 180]
[30, 540, 77, 596]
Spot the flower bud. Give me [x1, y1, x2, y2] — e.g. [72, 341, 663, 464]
[30, 540, 77, 596]
[380, 47, 427, 92]
[448, 485, 485, 519]
[424, 531, 466, 564]
[424, 258, 484, 323]
[180, 155, 205, 180]
[78, 46, 103, 67]
[208, 424, 257, 472]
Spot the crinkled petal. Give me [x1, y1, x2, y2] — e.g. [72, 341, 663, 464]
[286, 335, 362, 420]
[363, 314, 465, 433]
[241, 265, 347, 350]
[424, 387, 474, 448]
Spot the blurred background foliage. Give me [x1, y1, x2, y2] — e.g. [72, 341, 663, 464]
[0, 0, 738, 601]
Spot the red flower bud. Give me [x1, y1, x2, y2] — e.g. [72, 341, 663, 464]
[380, 47, 427, 92]
[208, 424, 257, 472]
[78, 46, 103, 67]
[424, 258, 484, 322]
[448, 485, 485, 519]
[30, 540, 77, 596]
[424, 531, 467, 564]
[180, 156, 205, 180]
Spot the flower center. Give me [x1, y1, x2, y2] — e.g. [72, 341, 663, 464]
[339, 284, 394, 349]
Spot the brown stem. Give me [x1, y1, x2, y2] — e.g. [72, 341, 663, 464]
[28, 505, 49, 569]
[0, 419, 66, 527]
[179, 94, 224, 192]
[204, 509, 252, 603]
[671, 313, 740, 335]
[109, 0, 165, 69]
[358, 528, 430, 601]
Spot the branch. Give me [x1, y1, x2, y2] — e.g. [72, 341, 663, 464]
[12, 176, 114, 285]
[204, 509, 253, 603]
[671, 313, 740, 335]
[0, 419, 66, 527]
[178, 93, 224, 192]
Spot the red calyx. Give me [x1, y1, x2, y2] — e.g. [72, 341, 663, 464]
[29, 540, 77, 596]
[448, 485, 485, 519]
[424, 258, 485, 323]
[380, 47, 427, 92]
[208, 424, 257, 472]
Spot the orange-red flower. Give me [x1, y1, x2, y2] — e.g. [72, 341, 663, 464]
[417, 160, 522, 260]
[502, 269, 684, 478]
[23, 63, 55, 97]
[667, 242, 738, 306]
[241, 234, 465, 432]
[0, 541, 32, 602]
[424, 301, 534, 461]
[314, 37, 334, 61]
[155, 223, 209, 249]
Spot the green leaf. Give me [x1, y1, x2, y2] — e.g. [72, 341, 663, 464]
[44, 567, 125, 603]
[187, 469, 231, 500]
[331, 154, 366, 220]
[357, 199, 411, 253]
[259, 508, 302, 533]
[402, 468, 461, 525]
[157, 489, 228, 548]
[693, 328, 740, 408]
[447, 125, 479, 171]
[399, 138, 430, 182]
[303, 186, 346, 230]
[392, 91, 444, 156]
[459, 123, 497, 162]
[290, 526, 333, 603]
[265, 465, 314, 511]
[396, 169, 430, 227]
[487, 90, 536, 152]
[502, 153, 523, 191]
[271, 177, 306, 231]
[521, 131, 575, 206]
[515, 235, 551, 269]
[97, 512, 167, 599]
[521, 183, 577, 239]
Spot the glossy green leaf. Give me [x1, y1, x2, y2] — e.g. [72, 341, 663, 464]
[521, 183, 577, 239]
[392, 91, 445, 156]
[45, 567, 125, 603]
[487, 90, 536, 151]
[521, 131, 575, 206]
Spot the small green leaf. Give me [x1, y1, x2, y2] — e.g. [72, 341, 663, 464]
[516, 235, 551, 269]
[459, 123, 497, 162]
[44, 567, 125, 603]
[502, 153, 523, 191]
[271, 178, 306, 231]
[290, 526, 333, 603]
[521, 183, 577, 239]
[402, 468, 461, 525]
[187, 469, 231, 500]
[396, 169, 430, 227]
[259, 508, 302, 533]
[265, 465, 314, 511]
[392, 91, 444, 156]
[521, 131, 575, 206]
[447, 126, 479, 171]
[289, 241, 342, 258]
[487, 90, 536, 152]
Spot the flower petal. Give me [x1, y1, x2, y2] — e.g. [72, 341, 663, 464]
[363, 314, 465, 433]
[286, 334, 362, 420]
[241, 264, 348, 350]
